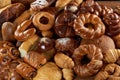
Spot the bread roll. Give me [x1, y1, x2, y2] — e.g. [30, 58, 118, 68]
[0, 3, 25, 27]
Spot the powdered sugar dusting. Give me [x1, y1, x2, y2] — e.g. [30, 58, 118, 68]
[57, 38, 70, 45]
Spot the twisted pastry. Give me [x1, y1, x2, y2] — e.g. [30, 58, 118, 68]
[73, 13, 105, 39]
[33, 12, 55, 31]
[104, 49, 120, 63]
[103, 13, 120, 36]
[79, 1, 102, 16]
[72, 44, 103, 77]
[16, 62, 37, 79]
[14, 20, 36, 41]
[95, 64, 120, 80]
[24, 51, 47, 69]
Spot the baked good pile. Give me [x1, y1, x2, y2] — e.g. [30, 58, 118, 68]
[0, 0, 120, 80]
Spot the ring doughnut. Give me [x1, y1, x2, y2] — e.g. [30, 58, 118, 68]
[73, 13, 105, 39]
[33, 12, 55, 31]
[72, 44, 103, 77]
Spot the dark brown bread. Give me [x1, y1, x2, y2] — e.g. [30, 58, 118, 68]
[0, 3, 25, 27]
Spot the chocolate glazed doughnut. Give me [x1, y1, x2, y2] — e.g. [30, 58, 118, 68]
[73, 13, 105, 39]
[72, 44, 103, 77]
[55, 12, 77, 37]
[33, 12, 55, 31]
[16, 62, 37, 79]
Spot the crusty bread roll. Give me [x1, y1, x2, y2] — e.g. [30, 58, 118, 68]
[0, 0, 11, 9]
[0, 3, 25, 27]
[19, 35, 40, 57]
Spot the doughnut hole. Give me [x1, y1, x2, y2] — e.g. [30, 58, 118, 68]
[39, 16, 49, 24]
[81, 54, 91, 65]
[84, 23, 95, 30]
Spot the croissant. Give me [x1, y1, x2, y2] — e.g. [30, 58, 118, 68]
[54, 52, 74, 69]
[95, 63, 120, 80]
[14, 20, 36, 41]
[104, 49, 120, 63]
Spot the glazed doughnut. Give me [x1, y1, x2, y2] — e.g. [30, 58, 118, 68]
[72, 44, 103, 77]
[55, 12, 76, 37]
[14, 20, 36, 41]
[16, 62, 37, 79]
[33, 12, 55, 31]
[31, 0, 55, 11]
[95, 64, 120, 80]
[73, 13, 105, 39]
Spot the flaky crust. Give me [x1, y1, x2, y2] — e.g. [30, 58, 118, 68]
[72, 44, 103, 77]
[73, 13, 105, 39]
[95, 63, 120, 80]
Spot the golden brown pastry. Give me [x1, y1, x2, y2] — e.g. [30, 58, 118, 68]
[19, 35, 40, 57]
[31, 0, 55, 11]
[62, 68, 74, 80]
[2, 22, 16, 42]
[33, 62, 62, 80]
[104, 49, 120, 63]
[13, 10, 31, 27]
[73, 13, 105, 39]
[0, 3, 25, 27]
[95, 63, 120, 80]
[81, 35, 115, 54]
[33, 12, 55, 31]
[14, 20, 36, 41]
[55, 0, 72, 10]
[54, 12, 76, 37]
[23, 51, 47, 69]
[16, 62, 37, 79]
[72, 44, 103, 77]
[0, 0, 11, 9]
[54, 52, 74, 69]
